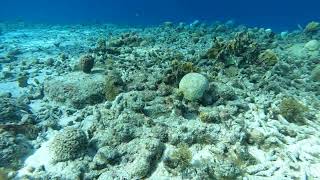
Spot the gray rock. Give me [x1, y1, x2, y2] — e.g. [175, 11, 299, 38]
[44, 72, 106, 109]
[127, 138, 165, 178]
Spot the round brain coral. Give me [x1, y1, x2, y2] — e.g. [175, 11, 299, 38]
[49, 128, 88, 162]
[179, 73, 209, 101]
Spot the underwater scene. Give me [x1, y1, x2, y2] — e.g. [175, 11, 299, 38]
[0, 0, 320, 179]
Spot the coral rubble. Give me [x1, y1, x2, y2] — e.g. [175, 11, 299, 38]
[0, 21, 319, 180]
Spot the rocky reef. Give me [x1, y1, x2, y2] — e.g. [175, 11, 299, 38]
[0, 21, 319, 179]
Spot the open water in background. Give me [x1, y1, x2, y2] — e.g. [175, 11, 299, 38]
[0, 0, 319, 31]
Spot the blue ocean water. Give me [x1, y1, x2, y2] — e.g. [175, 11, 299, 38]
[0, 0, 319, 31]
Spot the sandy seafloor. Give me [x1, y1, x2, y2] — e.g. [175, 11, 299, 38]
[0, 22, 320, 180]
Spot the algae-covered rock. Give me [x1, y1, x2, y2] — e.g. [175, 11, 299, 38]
[304, 21, 320, 34]
[0, 132, 33, 169]
[311, 65, 320, 81]
[79, 54, 94, 73]
[0, 97, 29, 124]
[105, 70, 124, 101]
[179, 73, 209, 101]
[49, 128, 88, 162]
[258, 49, 278, 66]
[44, 72, 105, 109]
[211, 160, 241, 179]
[304, 40, 320, 51]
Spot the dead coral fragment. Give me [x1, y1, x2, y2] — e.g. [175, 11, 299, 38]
[199, 111, 219, 123]
[164, 143, 192, 172]
[304, 21, 320, 34]
[206, 32, 261, 67]
[279, 97, 308, 124]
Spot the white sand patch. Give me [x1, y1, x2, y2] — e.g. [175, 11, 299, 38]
[17, 130, 56, 178]
[0, 81, 21, 97]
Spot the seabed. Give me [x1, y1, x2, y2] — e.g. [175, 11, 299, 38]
[0, 21, 320, 179]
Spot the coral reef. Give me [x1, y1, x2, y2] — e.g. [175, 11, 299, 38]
[109, 32, 142, 47]
[304, 39, 320, 51]
[164, 59, 199, 85]
[49, 128, 88, 162]
[17, 74, 28, 87]
[0, 21, 319, 180]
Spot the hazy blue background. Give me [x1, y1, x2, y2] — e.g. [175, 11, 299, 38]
[0, 0, 319, 31]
